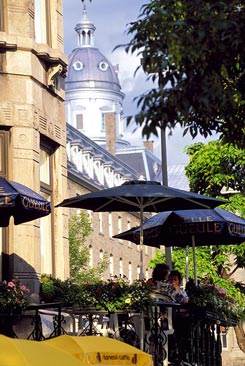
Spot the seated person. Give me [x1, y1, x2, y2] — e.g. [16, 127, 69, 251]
[167, 270, 189, 304]
[148, 263, 175, 301]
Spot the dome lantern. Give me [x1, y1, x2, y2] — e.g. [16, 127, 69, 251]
[75, 5, 96, 48]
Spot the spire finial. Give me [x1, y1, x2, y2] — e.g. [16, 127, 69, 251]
[83, 3, 87, 19]
[75, 0, 95, 48]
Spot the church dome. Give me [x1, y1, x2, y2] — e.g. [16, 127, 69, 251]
[65, 6, 122, 93]
[66, 47, 121, 92]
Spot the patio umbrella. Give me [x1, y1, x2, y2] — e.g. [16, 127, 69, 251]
[56, 180, 226, 280]
[0, 335, 83, 366]
[46, 334, 153, 366]
[0, 177, 51, 226]
[113, 207, 245, 284]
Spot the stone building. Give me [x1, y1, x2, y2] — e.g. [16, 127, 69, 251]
[0, 0, 161, 291]
[1, 2, 244, 364]
[0, 0, 69, 294]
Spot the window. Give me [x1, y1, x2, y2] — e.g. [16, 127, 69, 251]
[99, 212, 103, 234]
[99, 249, 103, 260]
[98, 61, 109, 71]
[72, 60, 84, 71]
[108, 212, 113, 237]
[118, 216, 122, 234]
[109, 254, 113, 277]
[128, 262, 132, 283]
[34, 0, 51, 45]
[76, 114, 84, 130]
[0, 130, 8, 176]
[89, 245, 93, 268]
[40, 144, 53, 274]
[87, 210, 92, 228]
[40, 191, 52, 274]
[101, 113, 106, 131]
[40, 149, 50, 186]
[119, 258, 123, 277]
[137, 265, 140, 279]
[0, 54, 4, 73]
[127, 220, 131, 248]
[100, 250, 104, 280]
[0, 130, 8, 280]
[0, 0, 5, 32]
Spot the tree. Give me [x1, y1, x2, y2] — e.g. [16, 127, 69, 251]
[185, 140, 245, 352]
[185, 140, 245, 197]
[120, 0, 245, 147]
[69, 211, 108, 282]
[149, 140, 245, 351]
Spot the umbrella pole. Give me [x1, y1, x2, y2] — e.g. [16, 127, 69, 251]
[139, 207, 144, 281]
[192, 236, 197, 285]
[185, 246, 189, 283]
[139, 206, 145, 352]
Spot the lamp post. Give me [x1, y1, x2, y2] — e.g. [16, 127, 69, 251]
[141, 54, 173, 270]
[160, 125, 172, 270]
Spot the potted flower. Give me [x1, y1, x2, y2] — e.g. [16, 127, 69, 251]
[0, 279, 30, 314]
[0, 279, 30, 336]
[186, 279, 245, 322]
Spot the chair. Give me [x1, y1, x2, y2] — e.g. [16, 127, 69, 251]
[38, 309, 76, 338]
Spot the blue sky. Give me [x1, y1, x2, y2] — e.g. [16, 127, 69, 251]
[62, 0, 213, 165]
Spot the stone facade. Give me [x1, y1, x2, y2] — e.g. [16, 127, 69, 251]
[0, 0, 68, 294]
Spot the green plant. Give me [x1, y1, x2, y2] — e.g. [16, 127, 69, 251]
[127, 280, 154, 312]
[0, 279, 30, 314]
[186, 279, 245, 320]
[40, 274, 65, 302]
[40, 276, 154, 313]
[94, 279, 129, 312]
[68, 212, 109, 282]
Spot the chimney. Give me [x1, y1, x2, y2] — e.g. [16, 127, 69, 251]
[105, 113, 116, 155]
[143, 140, 154, 153]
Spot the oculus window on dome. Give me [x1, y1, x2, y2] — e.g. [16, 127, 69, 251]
[98, 61, 109, 71]
[73, 60, 84, 71]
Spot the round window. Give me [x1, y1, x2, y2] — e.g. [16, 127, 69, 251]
[98, 61, 109, 71]
[73, 60, 84, 71]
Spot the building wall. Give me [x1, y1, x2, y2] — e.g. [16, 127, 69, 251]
[65, 177, 156, 281]
[0, 0, 68, 294]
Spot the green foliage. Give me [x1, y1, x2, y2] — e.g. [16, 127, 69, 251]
[69, 211, 91, 279]
[40, 274, 67, 302]
[185, 140, 245, 196]
[148, 249, 165, 268]
[184, 139, 245, 281]
[40, 276, 154, 313]
[119, 0, 244, 147]
[0, 279, 30, 313]
[68, 211, 108, 282]
[186, 280, 245, 320]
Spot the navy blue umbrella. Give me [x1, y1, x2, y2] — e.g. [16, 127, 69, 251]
[0, 177, 51, 226]
[113, 208, 245, 247]
[113, 208, 245, 284]
[56, 180, 226, 280]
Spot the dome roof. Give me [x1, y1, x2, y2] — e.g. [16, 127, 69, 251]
[66, 47, 121, 92]
[65, 5, 122, 93]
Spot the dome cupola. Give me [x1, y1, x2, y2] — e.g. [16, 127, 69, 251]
[65, 5, 127, 149]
